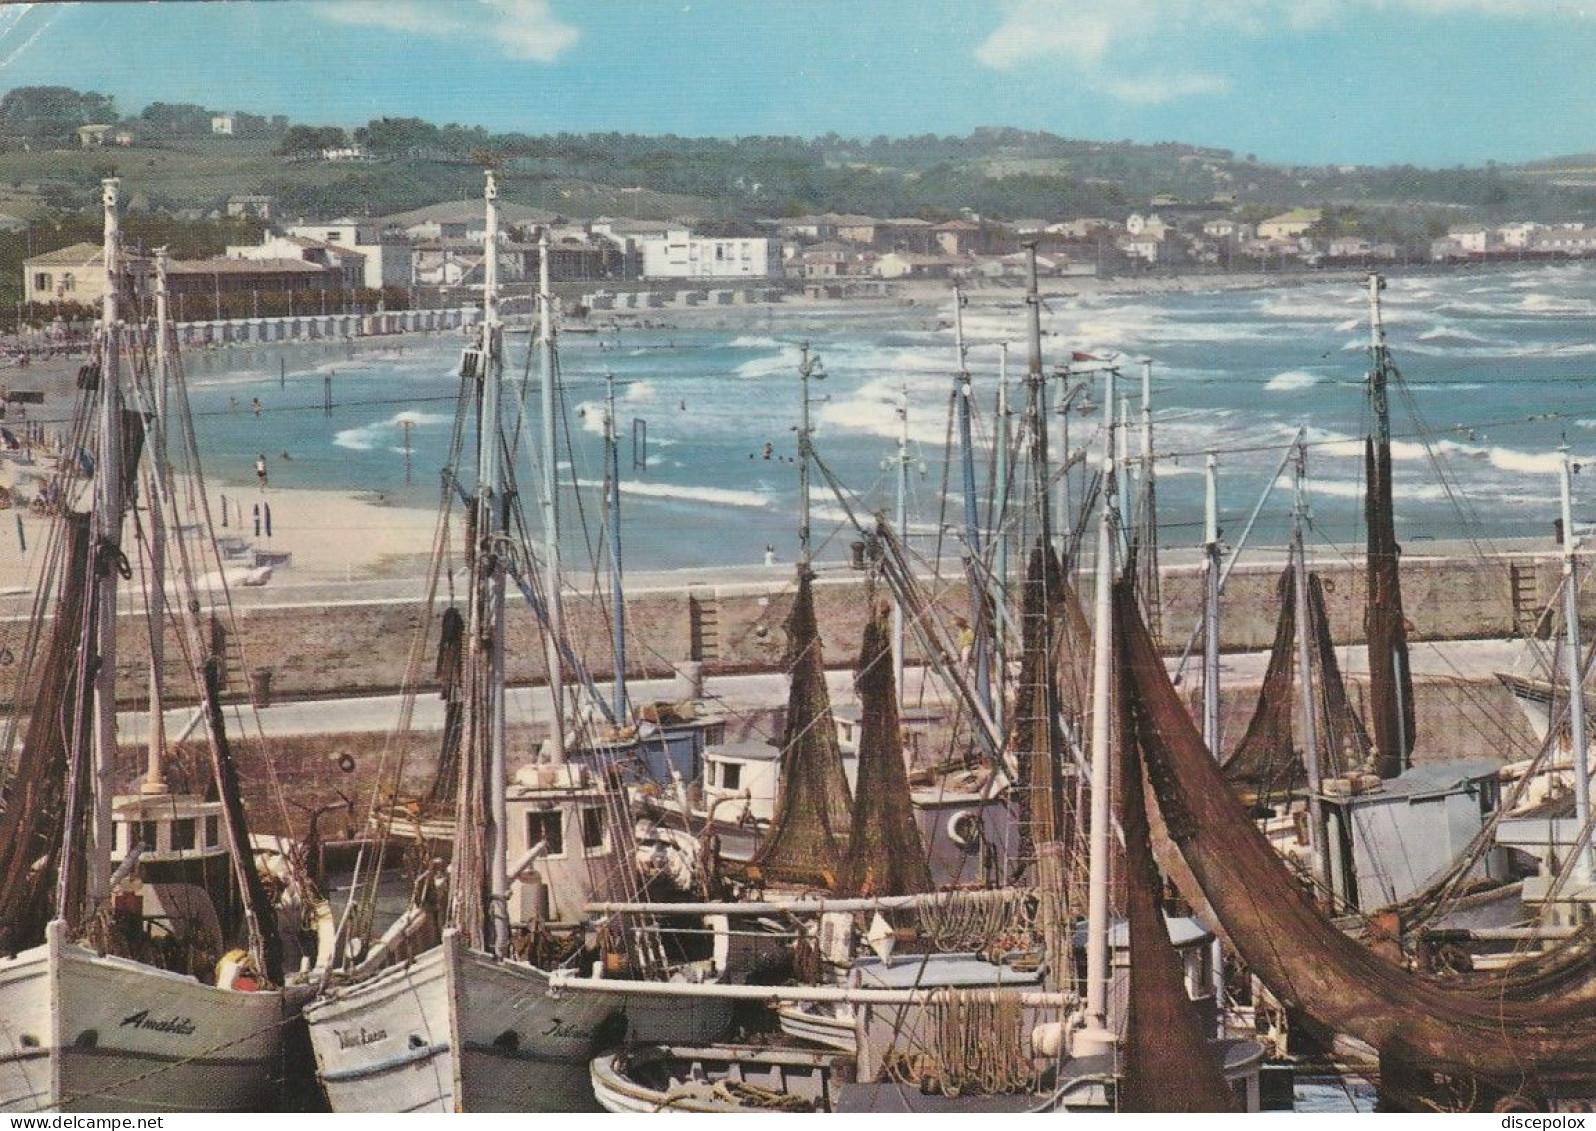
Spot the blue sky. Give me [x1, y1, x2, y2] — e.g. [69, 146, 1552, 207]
[0, 0, 1592, 167]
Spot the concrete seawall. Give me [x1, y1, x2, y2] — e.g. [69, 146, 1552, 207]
[4, 544, 1569, 705]
[15, 544, 1564, 822]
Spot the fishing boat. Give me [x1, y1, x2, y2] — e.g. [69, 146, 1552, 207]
[0, 181, 300, 1112]
[585, 248, 1264, 1113]
[303, 173, 729, 1114]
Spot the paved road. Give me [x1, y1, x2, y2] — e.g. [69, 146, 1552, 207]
[113, 634, 1543, 744]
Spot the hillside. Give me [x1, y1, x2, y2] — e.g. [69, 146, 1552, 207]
[2, 105, 1595, 230]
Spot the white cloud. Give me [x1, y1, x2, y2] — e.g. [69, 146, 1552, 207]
[480, 0, 580, 63]
[975, 0, 1588, 96]
[315, 0, 578, 63]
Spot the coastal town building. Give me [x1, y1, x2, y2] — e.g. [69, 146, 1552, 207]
[638, 229, 776, 279]
[287, 220, 408, 288]
[872, 251, 963, 279]
[1448, 224, 1490, 254]
[1257, 208, 1322, 240]
[932, 220, 981, 256]
[1125, 213, 1171, 240]
[227, 194, 274, 221]
[163, 257, 335, 313]
[1530, 225, 1596, 256]
[227, 234, 366, 290]
[23, 242, 106, 307]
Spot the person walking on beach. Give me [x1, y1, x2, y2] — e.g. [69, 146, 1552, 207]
[255, 453, 268, 490]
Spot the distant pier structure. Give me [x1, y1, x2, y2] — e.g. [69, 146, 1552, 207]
[174, 305, 480, 347]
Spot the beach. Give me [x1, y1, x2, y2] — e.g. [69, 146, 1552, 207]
[0, 478, 442, 595]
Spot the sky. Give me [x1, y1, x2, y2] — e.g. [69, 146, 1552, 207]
[0, 0, 1592, 167]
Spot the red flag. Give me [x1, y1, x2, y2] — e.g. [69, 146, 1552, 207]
[1071, 351, 1099, 362]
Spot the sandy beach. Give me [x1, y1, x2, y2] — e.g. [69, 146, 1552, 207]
[0, 478, 443, 596]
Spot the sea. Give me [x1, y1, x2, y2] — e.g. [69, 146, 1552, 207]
[169, 262, 1596, 572]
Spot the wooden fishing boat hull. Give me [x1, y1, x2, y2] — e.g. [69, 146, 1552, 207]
[775, 1002, 856, 1052]
[0, 921, 286, 1112]
[306, 930, 733, 1112]
[590, 1043, 842, 1113]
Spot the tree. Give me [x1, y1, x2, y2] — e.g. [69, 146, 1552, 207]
[275, 125, 349, 156]
[354, 117, 442, 154]
[139, 102, 213, 138]
[0, 86, 117, 142]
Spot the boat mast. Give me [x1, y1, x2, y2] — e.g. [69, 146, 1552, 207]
[605, 371, 629, 721]
[993, 343, 1011, 736]
[1081, 355, 1117, 1050]
[480, 171, 511, 957]
[1137, 359, 1161, 638]
[88, 177, 125, 906]
[1560, 446, 1593, 881]
[890, 383, 910, 702]
[1201, 449, 1225, 1026]
[797, 342, 822, 567]
[537, 225, 567, 766]
[1021, 245, 1053, 554]
[1365, 273, 1414, 778]
[142, 247, 170, 796]
[1202, 452, 1221, 757]
[1292, 440, 1328, 893]
[952, 286, 991, 717]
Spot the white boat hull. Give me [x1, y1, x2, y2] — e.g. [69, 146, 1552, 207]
[306, 930, 731, 1112]
[0, 922, 287, 1112]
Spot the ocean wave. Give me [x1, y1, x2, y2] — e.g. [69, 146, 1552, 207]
[1264, 370, 1322, 392]
[1308, 478, 1454, 503]
[1417, 325, 1496, 346]
[735, 347, 802, 379]
[333, 410, 452, 451]
[575, 478, 771, 509]
[725, 334, 781, 349]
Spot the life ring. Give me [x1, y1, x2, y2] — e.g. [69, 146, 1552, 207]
[216, 948, 261, 992]
[336, 752, 356, 774]
[946, 809, 981, 851]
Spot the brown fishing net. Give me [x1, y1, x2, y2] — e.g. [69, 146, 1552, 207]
[752, 567, 852, 888]
[1223, 567, 1298, 793]
[1364, 436, 1415, 778]
[1116, 577, 1596, 1099]
[838, 598, 931, 897]
[1120, 650, 1238, 1112]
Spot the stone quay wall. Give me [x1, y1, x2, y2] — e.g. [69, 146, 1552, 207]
[6, 548, 1567, 705]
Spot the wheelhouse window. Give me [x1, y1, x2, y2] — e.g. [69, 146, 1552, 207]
[527, 810, 564, 858]
[171, 818, 196, 851]
[581, 806, 606, 853]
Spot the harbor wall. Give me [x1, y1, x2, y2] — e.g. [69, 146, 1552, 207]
[22, 547, 1559, 830]
[6, 547, 1565, 706]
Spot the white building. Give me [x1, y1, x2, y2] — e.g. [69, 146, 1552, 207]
[226, 234, 365, 290]
[1498, 221, 1541, 249]
[1125, 212, 1170, 239]
[1448, 224, 1490, 254]
[639, 230, 775, 279]
[210, 114, 235, 136]
[1531, 225, 1596, 256]
[287, 220, 409, 289]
